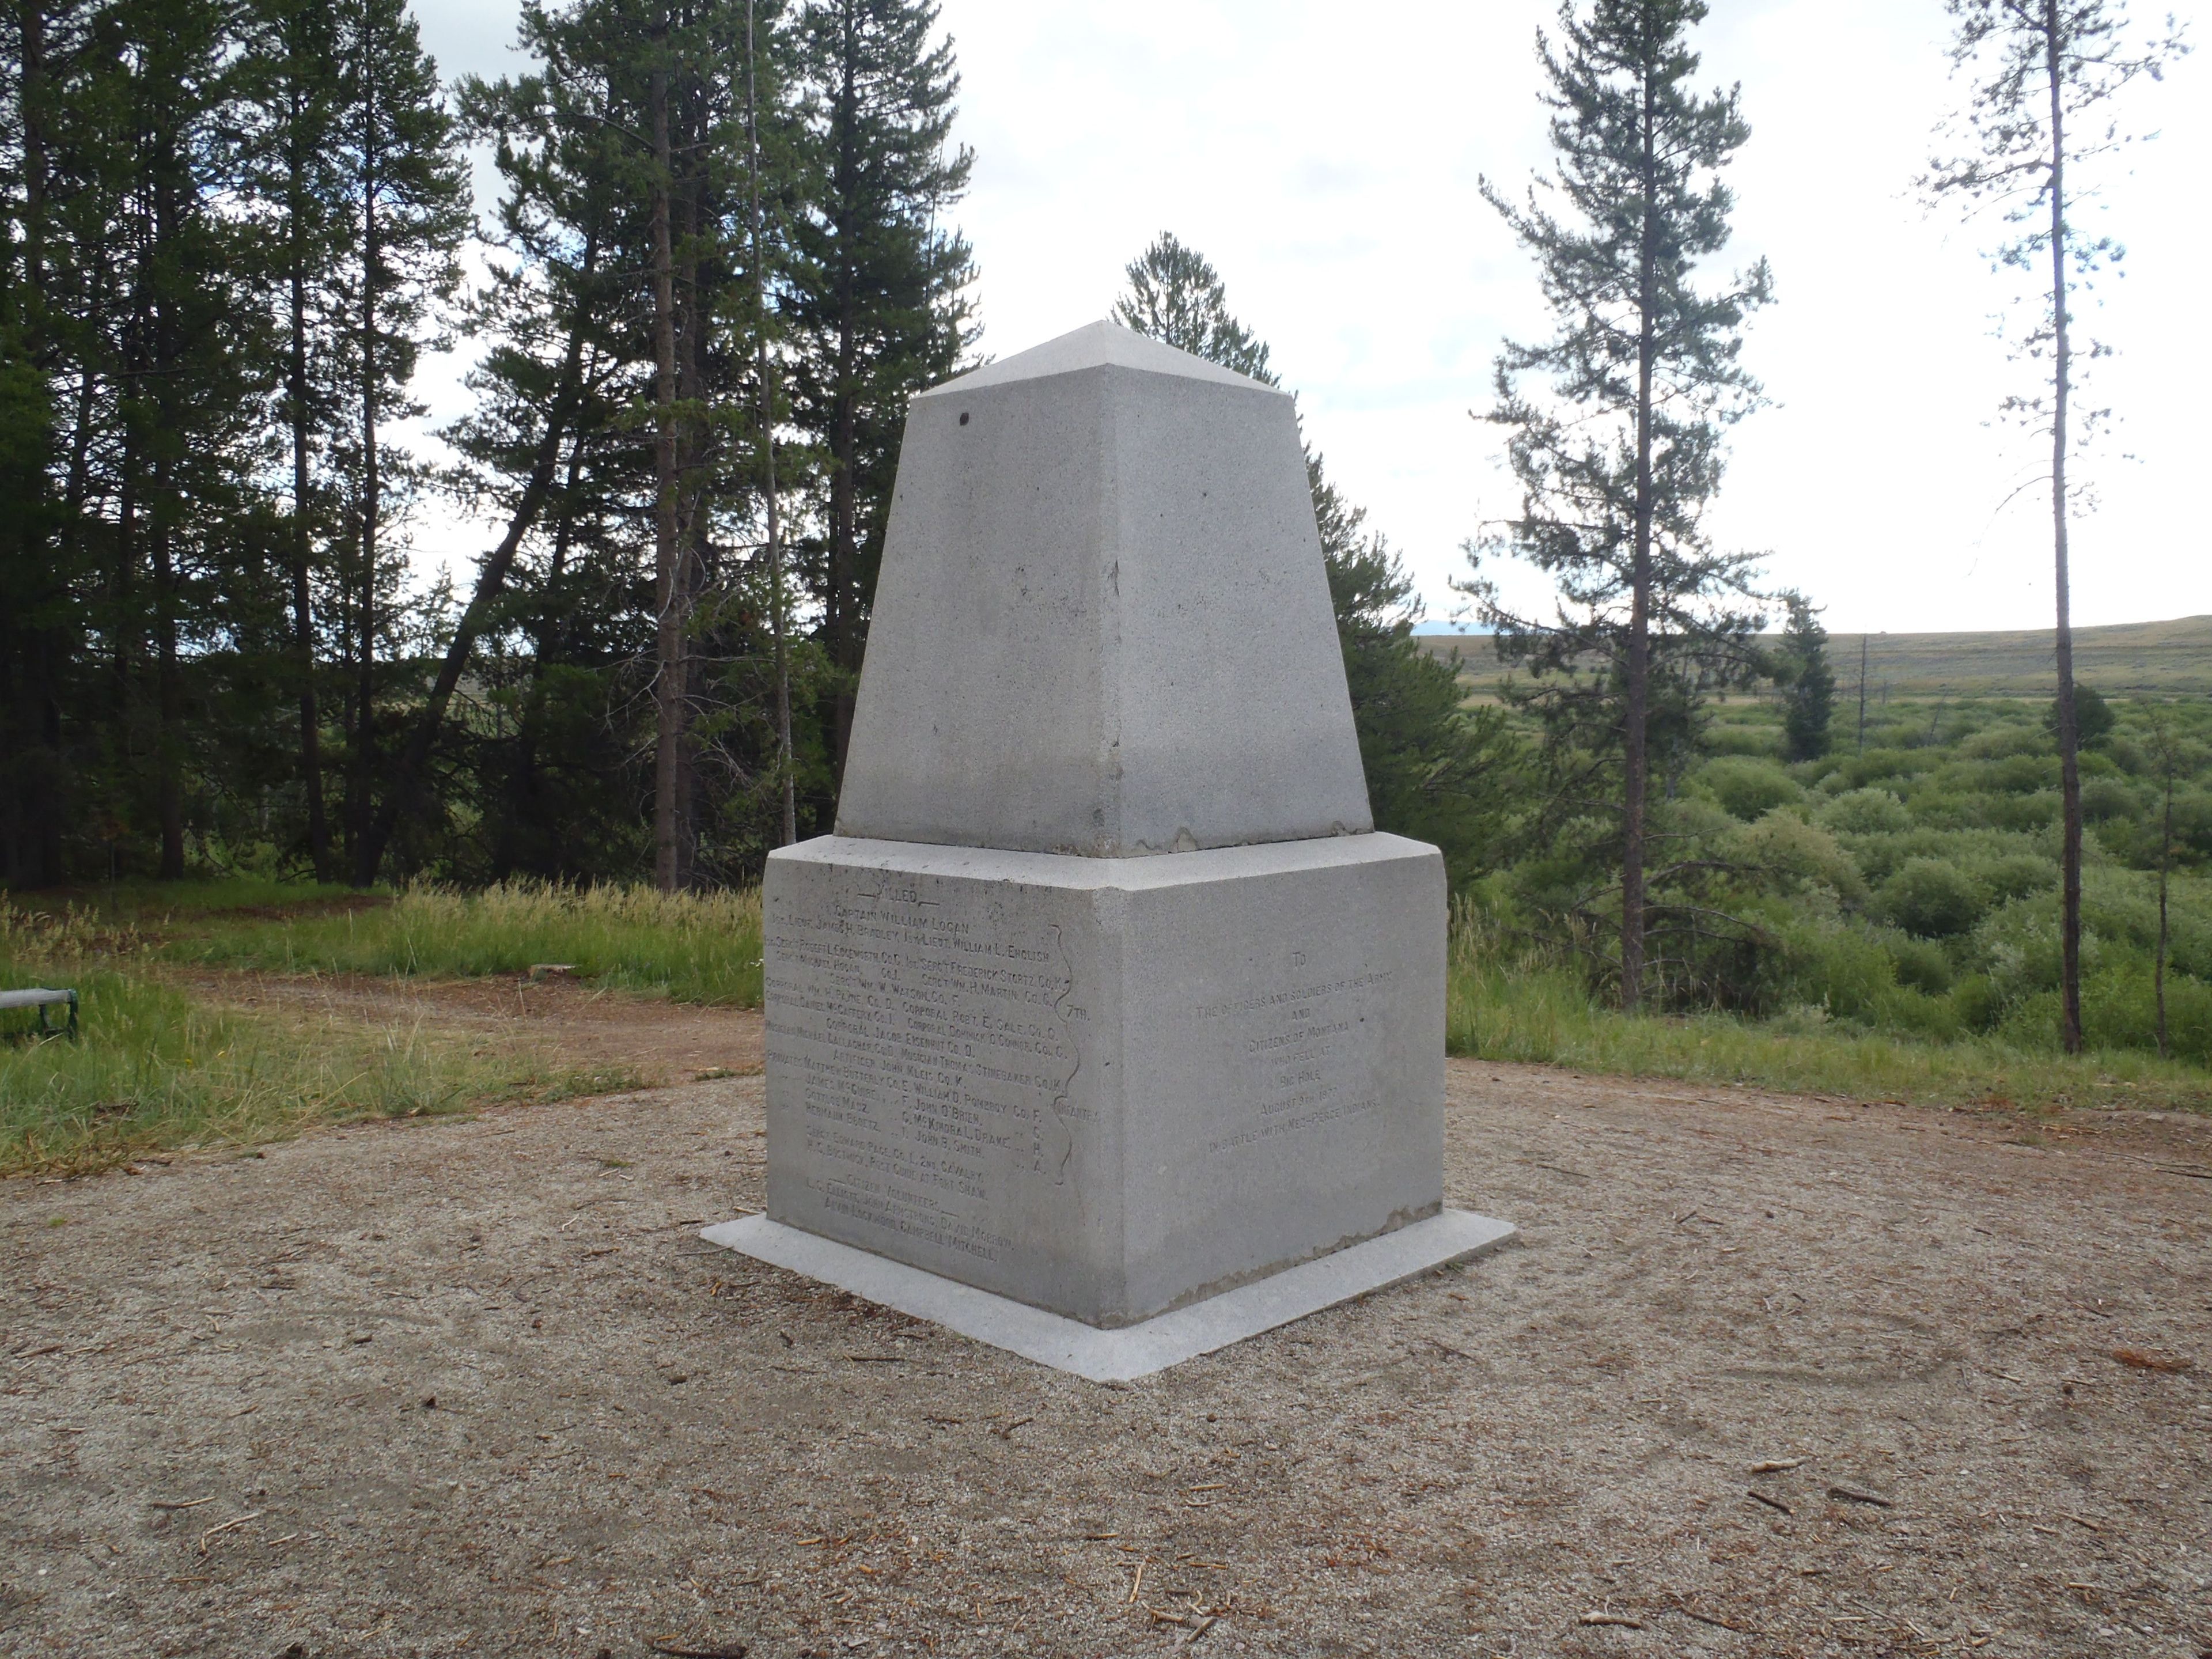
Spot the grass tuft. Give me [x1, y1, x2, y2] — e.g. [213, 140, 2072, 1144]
[163, 879, 765, 1006]
[1445, 900, 2212, 1113]
[1, 896, 639, 1176]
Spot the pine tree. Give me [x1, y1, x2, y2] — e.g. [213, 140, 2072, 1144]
[1468, 0, 1773, 1011]
[331, 0, 469, 884]
[1922, 0, 2186, 1054]
[1113, 233, 1271, 382]
[785, 0, 974, 813]
[0, 0, 72, 884]
[746, 0, 798, 850]
[0, 0, 977, 888]
[1113, 233, 1516, 884]
[1777, 594, 1834, 763]
[105, 0, 276, 878]
[240, 0, 349, 879]
[446, 0, 807, 887]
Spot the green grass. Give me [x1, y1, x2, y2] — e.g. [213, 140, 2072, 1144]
[1445, 907, 2212, 1115]
[1426, 612, 2212, 699]
[0, 902, 637, 1175]
[157, 878, 766, 1006]
[14, 864, 2206, 1169]
[24, 873, 370, 921]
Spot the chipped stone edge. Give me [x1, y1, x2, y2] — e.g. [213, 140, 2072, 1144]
[699, 1209, 1517, 1382]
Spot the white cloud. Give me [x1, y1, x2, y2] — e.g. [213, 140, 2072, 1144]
[412, 0, 2211, 634]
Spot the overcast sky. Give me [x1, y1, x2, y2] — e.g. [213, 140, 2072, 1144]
[414, 0, 2210, 636]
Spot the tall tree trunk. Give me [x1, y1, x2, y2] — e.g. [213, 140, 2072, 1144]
[357, 250, 597, 888]
[151, 141, 184, 879]
[287, 82, 332, 881]
[150, 493, 185, 877]
[351, 113, 382, 885]
[1620, 55, 1659, 1014]
[671, 116, 708, 891]
[748, 0, 796, 847]
[14, 0, 62, 884]
[826, 8, 861, 790]
[649, 44, 684, 892]
[115, 421, 138, 751]
[2155, 751, 2171, 1058]
[20, 3, 46, 297]
[2046, 3, 2084, 1055]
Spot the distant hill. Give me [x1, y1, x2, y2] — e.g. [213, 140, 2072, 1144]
[1418, 614, 2212, 698]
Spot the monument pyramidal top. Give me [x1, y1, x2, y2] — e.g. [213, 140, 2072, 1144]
[836, 319, 1374, 859]
[914, 317, 1267, 397]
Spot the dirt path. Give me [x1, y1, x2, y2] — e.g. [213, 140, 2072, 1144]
[5, 988, 2210, 1659]
[177, 970, 767, 1085]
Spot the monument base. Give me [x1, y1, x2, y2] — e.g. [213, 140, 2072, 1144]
[700, 1208, 1516, 1381]
[764, 832, 1452, 1328]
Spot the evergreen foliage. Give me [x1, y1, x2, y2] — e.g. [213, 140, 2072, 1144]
[1922, 0, 2187, 1053]
[2052, 681, 2113, 748]
[0, 0, 975, 889]
[331, 0, 472, 885]
[1777, 593, 1835, 762]
[1112, 232, 1272, 382]
[1112, 232, 1517, 885]
[783, 0, 974, 815]
[1466, 0, 1774, 1009]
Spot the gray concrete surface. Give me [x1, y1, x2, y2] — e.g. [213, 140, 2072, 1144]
[702, 1208, 1517, 1381]
[834, 320, 1370, 858]
[762, 832, 1448, 1330]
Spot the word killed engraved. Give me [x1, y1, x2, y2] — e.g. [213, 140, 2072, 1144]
[768, 878, 1086, 1264]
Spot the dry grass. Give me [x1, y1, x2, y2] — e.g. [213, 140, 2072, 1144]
[0, 901, 635, 1175]
[162, 878, 766, 1006]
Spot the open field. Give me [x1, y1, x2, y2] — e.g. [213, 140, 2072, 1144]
[6, 984, 2210, 1658]
[6, 868, 2207, 1177]
[1421, 613, 2212, 699]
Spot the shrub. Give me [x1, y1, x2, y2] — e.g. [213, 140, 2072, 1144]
[1818, 788, 1911, 835]
[1870, 982, 1964, 1041]
[2081, 963, 2212, 1065]
[1881, 858, 1986, 938]
[1658, 794, 1739, 840]
[1705, 723, 1783, 758]
[1768, 915, 1899, 1024]
[1888, 935, 1954, 994]
[1974, 791, 2063, 832]
[1952, 753, 2058, 795]
[1831, 748, 1933, 791]
[1952, 972, 2001, 1031]
[1959, 722, 2047, 762]
[2080, 776, 2142, 824]
[1731, 810, 1864, 902]
[2050, 683, 2116, 748]
[2178, 791, 2212, 862]
[1698, 757, 1804, 821]
[1976, 853, 2055, 902]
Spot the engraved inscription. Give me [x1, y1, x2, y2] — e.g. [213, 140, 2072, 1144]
[1193, 967, 1395, 1156]
[768, 878, 1085, 1260]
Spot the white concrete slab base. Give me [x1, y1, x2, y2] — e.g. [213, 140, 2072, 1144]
[699, 1209, 1516, 1382]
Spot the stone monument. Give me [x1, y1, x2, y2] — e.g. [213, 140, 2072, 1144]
[703, 321, 1513, 1378]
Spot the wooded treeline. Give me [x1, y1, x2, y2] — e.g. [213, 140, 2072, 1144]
[0, 0, 972, 891]
[1, 0, 2193, 1065]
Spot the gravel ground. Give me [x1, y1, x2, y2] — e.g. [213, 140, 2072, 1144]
[5, 996, 2210, 1659]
